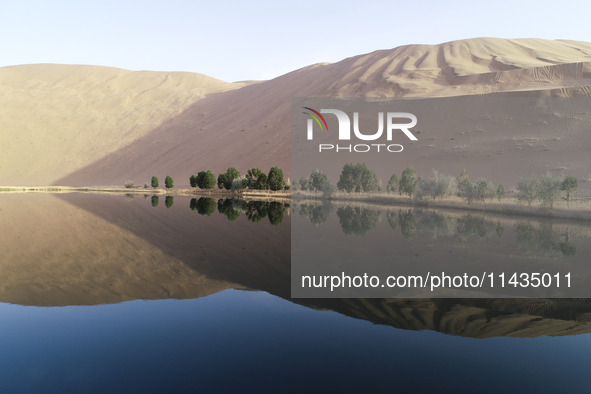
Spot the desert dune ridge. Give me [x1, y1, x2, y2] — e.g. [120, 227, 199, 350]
[1, 38, 591, 197]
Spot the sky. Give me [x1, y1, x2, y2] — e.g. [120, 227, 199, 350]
[1, 0, 591, 82]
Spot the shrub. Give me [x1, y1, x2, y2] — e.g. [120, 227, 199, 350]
[124, 181, 134, 189]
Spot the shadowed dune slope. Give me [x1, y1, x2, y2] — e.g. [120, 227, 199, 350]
[51, 38, 591, 191]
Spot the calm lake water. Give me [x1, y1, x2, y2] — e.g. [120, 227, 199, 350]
[1, 193, 591, 393]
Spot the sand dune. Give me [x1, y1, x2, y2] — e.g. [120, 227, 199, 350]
[0, 64, 244, 185]
[2, 38, 591, 194]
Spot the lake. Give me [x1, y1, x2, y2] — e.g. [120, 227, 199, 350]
[1, 193, 591, 393]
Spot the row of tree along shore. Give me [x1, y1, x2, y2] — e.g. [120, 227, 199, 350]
[124, 166, 290, 194]
[296, 163, 579, 208]
[123, 162, 580, 209]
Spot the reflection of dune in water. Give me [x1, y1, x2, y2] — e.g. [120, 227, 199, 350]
[2, 193, 591, 338]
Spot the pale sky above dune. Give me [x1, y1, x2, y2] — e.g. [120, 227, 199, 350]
[1, 0, 591, 82]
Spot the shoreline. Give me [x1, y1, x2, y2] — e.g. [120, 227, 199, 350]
[2, 186, 591, 221]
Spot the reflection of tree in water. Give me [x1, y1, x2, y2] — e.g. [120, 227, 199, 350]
[515, 222, 576, 257]
[455, 214, 500, 243]
[165, 196, 174, 209]
[151, 195, 159, 207]
[336, 206, 380, 236]
[297, 202, 334, 226]
[388, 209, 502, 242]
[414, 210, 456, 239]
[397, 209, 416, 239]
[386, 209, 417, 239]
[185, 198, 289, 225]
[245, 201, 268, 223]
[190, 197, 216, 216]
[268, 202, 286, 225]
[217, 199, 242, 221]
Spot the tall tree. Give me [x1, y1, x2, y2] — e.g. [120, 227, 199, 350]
[516, 177, 539, 206]
[267, 166, 285, 191]
[246, 168, 268, 190]
[151, 176, 159, 189]
[337, 163, 379, 193]
[189, 174, 198, 188]
[561, 176, 578, 206]
[164, 175, 174, 189]
[387, 174, 399, 194]
[309, 170, 328, 192]
[399, 167, 417, 198]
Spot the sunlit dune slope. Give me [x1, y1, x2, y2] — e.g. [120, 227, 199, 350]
[0, 64, 243, 185]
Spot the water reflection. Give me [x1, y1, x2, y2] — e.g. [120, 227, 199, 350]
[336, 206, 381, 236]
[1, 193, 591, 338]
[516, 221, 576, 257]
[294, 202, 578, 257]
[185, 197, 289, 225]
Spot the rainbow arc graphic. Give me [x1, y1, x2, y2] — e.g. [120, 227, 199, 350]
[302, 107, 328, 131]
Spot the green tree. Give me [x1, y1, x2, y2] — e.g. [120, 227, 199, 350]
[399, 166, 417, 198]
[196, 170, 216, 189]
[337, 163, 358, 193]
[165, 175, 174, 189]
[496, 185, 505, 201]
[387, 174, 399, 194]
[299, 177, 310, 191]
[189, 174, 198, 188]
[217, 173, 227, 189]
[246, 168, 268, 190]
[337, 163, 379, 193]
[474, 178, 494, 203]
[151, 176, 159, 189]
[416, 171, 457, 200]
[536, 174, 562, 208]
[561, 176, 578, 206]
[165, 196, 174, 209]
[457, 169, 473, 203]
[223, 167, 240, 190]
[267, 166, 286, 191]
[309, 170, 328, 192]
[516, 177, 539, 206]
